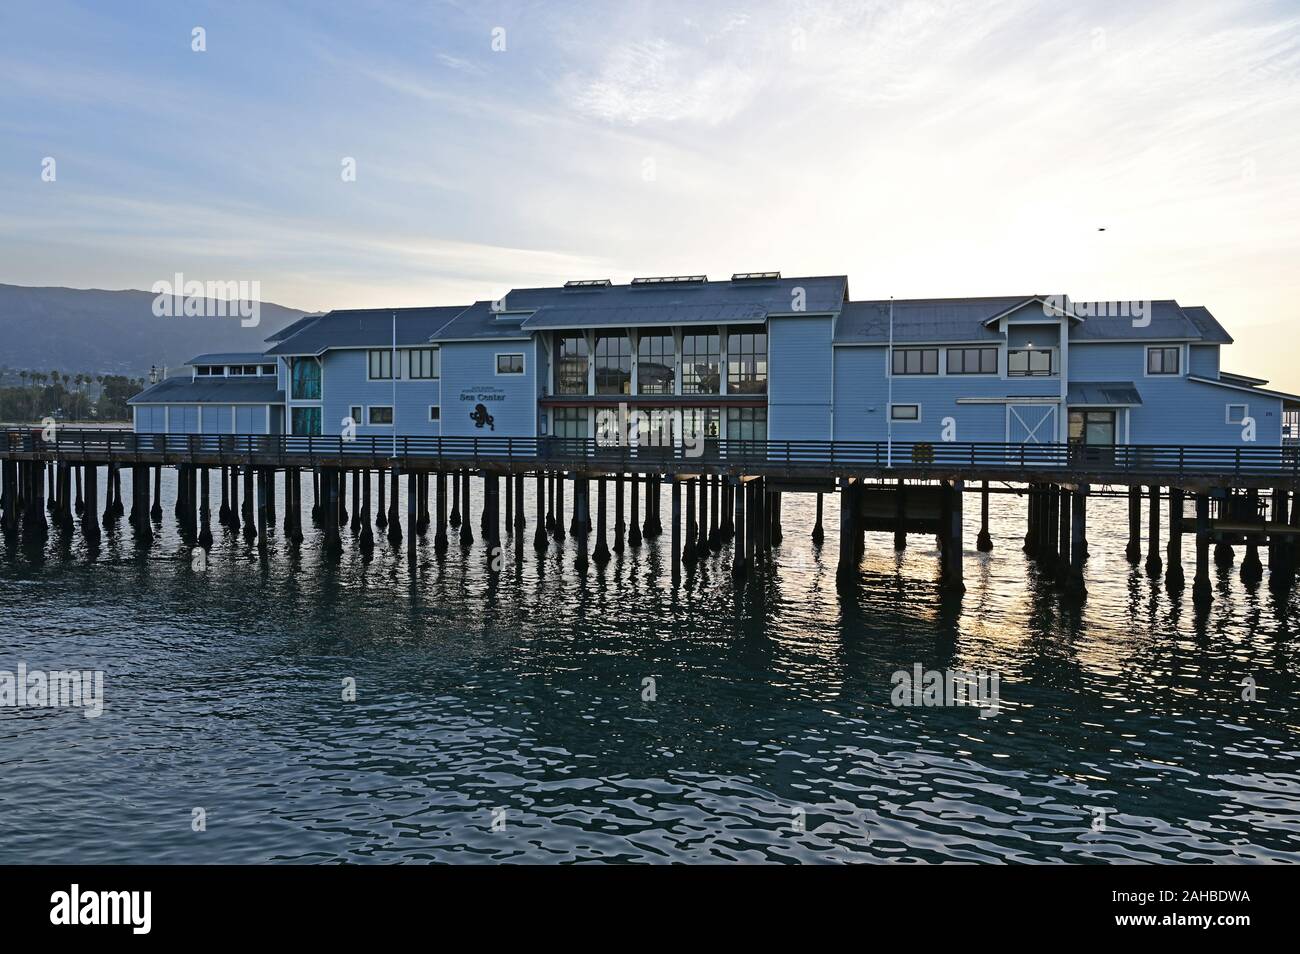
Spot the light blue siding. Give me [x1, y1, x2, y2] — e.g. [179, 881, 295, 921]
[135, 406, 165, 433]
[202, 405, 233, 434]
[440, 340, 535, 437]
[1189, 345, 1220, 377]
[319, 349, 441, 439]
[768, 316, 832, 440]
[168, 406, 198, 433]
[235, 406, 264, 433]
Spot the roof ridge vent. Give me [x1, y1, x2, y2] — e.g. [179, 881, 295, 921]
[630, 275, 707, 285]
[563, 279, 612, 288]
[731, 271, 781, 281]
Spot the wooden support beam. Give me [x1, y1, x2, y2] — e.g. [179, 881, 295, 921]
[198, 467, 213, 548]
[812, 492, 824, 546]
[837, 477, 856, 581]
[613, 473, 624, 554]
[533, 471, 548, 552]
[628, 472, 642, 547]
[1193, 494, 1212, 608]
[434, 472, 449, 552]
[941, 480, 964, 592]
[1145, 484, 1162, 575]
[683, 478, 697, 565]
[1165, 487, 1185, 589]
[359, 469, 375, 556]
[976, 480, 993, 552]
[1068, 485, 1087, 595]
[732, 476, 747, 578]
[593, 476, 610, 565]
[671, 478, 682, 584]
[386, 469, 402, 544]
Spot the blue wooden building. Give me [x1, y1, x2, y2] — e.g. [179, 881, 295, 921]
[129, 274, 1300, 450]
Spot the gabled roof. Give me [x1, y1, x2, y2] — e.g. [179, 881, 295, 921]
[128, 377, 284, 405]
[835, 296, 1237, 345]
[186, 352, 271, 366]
[428, 301, 537, 342]
[266, 306, 467, 355]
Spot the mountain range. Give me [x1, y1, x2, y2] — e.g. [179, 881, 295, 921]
[0, 283, 311, 377]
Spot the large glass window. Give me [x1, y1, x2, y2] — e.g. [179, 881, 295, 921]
[594, 333, 631, 395]
[290, 357, 321, 399]
[946, 347, 997, 374]
[681, 330, 720, 395]
[727, 329, 767, 394]
[367, 406, 394, 425]
[726, 407, 767, 441]
[496, 353, 524, 375]
[555, 333, 589, 395]
[552, 407, 589, 440]
[637, 333, 675, 394]
[1007, 349, 1053, 376]
[368, 349, 399, 380]
[409, 348, 439, 379]
[291, 406, 321, 435]
[891, 348, 939, 375]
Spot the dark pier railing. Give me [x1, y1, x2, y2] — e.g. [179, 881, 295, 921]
[3, 428, 1299, 486]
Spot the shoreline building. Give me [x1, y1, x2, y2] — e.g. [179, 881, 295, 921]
[129, 274, 1300, 448]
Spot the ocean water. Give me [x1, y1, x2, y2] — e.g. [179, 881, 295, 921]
[1, 470, 1297, 864]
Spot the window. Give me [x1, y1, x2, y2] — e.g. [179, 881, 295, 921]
[946, 347, 997, 375]
[429, 405, 440, 422]
[555, 334, 589, 394]
[1069, 409, 1116, 445]
[409, 348, 440, 379]
[368, 349, 398, 380]
[367, 406, 394, 425]
[261, 364, 276, 376]
[1226, 404, 1249, 424]
[594, 333, 631, 394]
[681, 330, 721, 394]
[496, 353, 524, 375]
[242, 365, 258, 376]
[552, 406, 589, 439]
[195, 365, 215, 376]
[637, 333, 675, 394]
[1007, 349, 1053, 376]
[891, 348, 939, 375]
[291, 406, 321, 435]
[228, 365, 246, 375]
[1147, 346, 1180, 375]
[890, 404, 921, 421]
[290, 357, 321, 399]
[727, 330, 768, 394]
[726, 406, 767, 441]
[348, 405, 362, 426]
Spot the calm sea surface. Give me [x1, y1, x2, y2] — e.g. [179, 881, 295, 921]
[1, 471, 1298, 864]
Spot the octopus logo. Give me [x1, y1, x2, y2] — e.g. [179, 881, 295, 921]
[470, 403, 495, 430]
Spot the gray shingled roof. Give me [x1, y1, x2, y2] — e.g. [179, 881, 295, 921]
[835, 297, 1023, 344]
[266, 306, 467, 355]
[429, 276, 846, 340]
[128, 377, 284, 405]
[835, 296, 1232, 345]
[265, 313, 324, 342]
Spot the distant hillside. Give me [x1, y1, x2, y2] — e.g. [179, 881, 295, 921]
[0, 284, 312, 376]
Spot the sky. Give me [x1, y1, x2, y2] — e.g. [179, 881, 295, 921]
[2, 0, 1299, 386]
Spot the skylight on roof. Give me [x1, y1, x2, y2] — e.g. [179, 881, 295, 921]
[731, 271, 781, 281]
[630, 275, 707, 285]
[563, 279, 612, 288]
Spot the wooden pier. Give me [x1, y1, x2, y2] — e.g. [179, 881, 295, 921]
[3, 428, 1299, 608]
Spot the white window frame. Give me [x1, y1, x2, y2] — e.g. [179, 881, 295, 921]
[366, 404, 394, 426]
[890, 403, 922, 423]
[496, 352, 525, 375]
[428, 405, 440, 422]
[1005, 347, 1056, 378]
[1225, 403, 1249, 424]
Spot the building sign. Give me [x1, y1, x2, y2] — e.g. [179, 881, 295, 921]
[460, 385, 505, 431]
